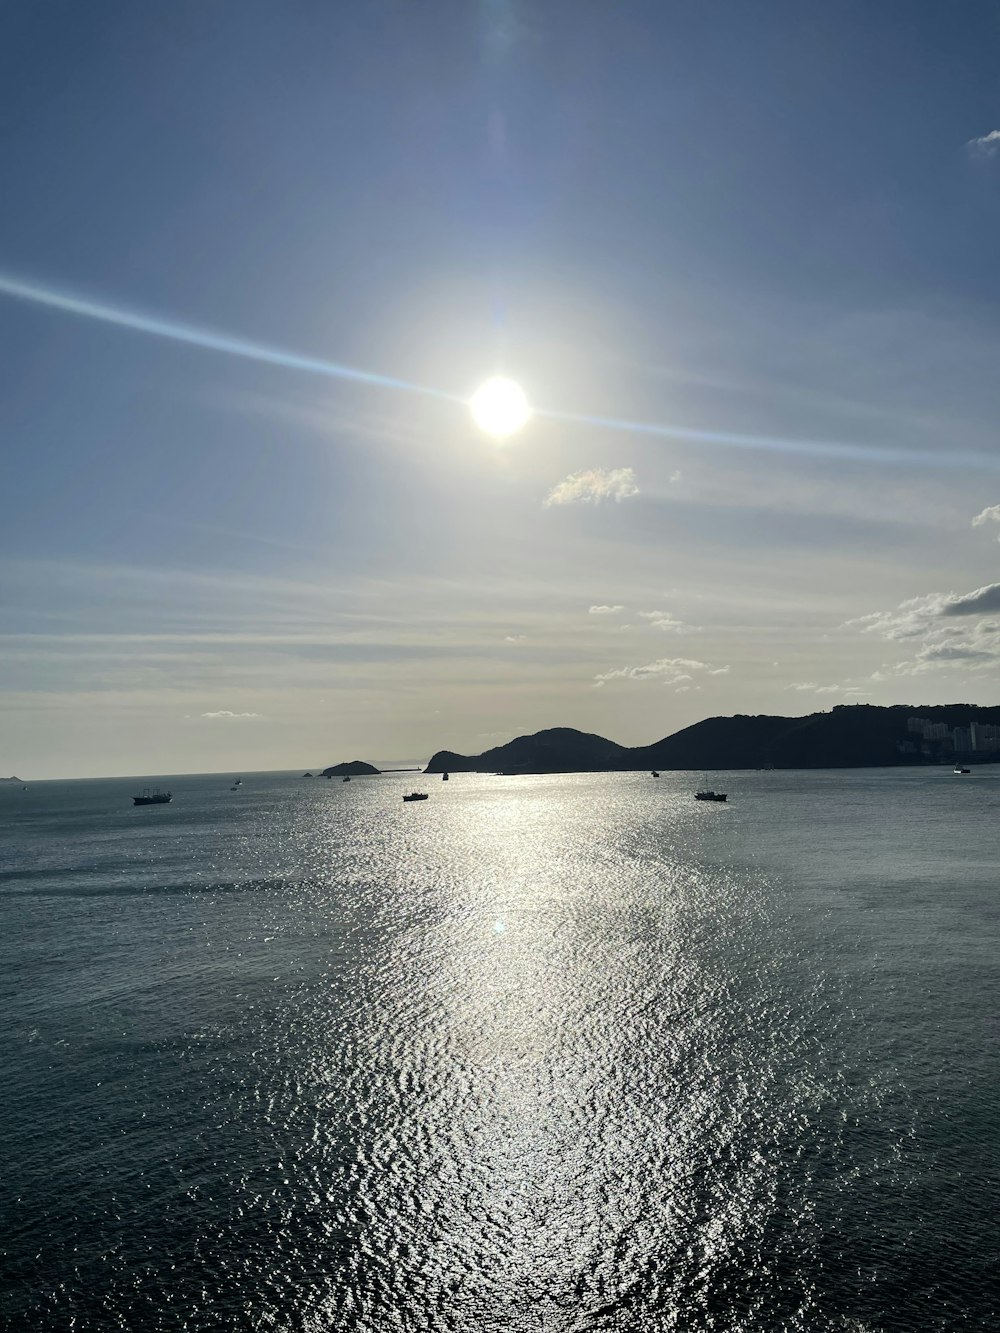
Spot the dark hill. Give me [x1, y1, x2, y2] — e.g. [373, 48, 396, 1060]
[424, 705, 1000, 773]
[320, 760, 381, 777]
[637, 706, 922, 770]
[425, 727, 629, 774]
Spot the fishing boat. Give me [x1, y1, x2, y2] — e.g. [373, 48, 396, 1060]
[442, 772, 449, 781]
[954, 766, 971, 775]
[403, 792, 429, 802]
[695, 774, 727, 801]
[343, 775, 351, 783]
[133, 788, 172, 806]
[651, 770, 659, 777]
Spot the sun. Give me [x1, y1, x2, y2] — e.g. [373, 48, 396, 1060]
[469, 376, 532, 438]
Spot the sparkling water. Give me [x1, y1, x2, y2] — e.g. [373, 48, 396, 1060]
[2, 768, 998, 1330]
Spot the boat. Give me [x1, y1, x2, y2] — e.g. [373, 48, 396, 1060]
[442, 772, 449, 781]
[233, 778, 242, 786]
[230, 784, 240, 791]
[695, 774, 726, 801]
[133, 788, 172, 806]
[343, 776, 351, 783]
[651, 771, 659, 778]
[403, 792, 429, 802]
[954, 767, 971, 775]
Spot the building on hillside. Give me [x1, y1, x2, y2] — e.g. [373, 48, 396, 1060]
[970, 722, 1000, 753]
[907, 717, 952, 743]
[952, 725, 974, 753]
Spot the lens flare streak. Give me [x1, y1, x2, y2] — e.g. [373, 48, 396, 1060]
[0, 272, 458, 404]
[537, 405, 1000, 473]
[1, 269, 997, 472]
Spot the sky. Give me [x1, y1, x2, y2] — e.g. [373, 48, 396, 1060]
[4, 0, 1000, 777]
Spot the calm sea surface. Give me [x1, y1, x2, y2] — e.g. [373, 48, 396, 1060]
[1, 768, 998, 1331]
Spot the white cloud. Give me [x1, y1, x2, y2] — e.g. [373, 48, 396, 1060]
[504, 634, 526, 643]
[589, 604, 624, 615]
[594, 656, 728, 688]
[200, 710, 262, 719]
[544, 468, 639, 507]
[785, 682, 864, 696]
[848, 582, 1000, 675]
[967, 129, 1000, 156]
[848, 583, 1000, 638]
[940, 583, 1000, 617]
[972, 505, 1000, 540]
[638, 609, 700, 635]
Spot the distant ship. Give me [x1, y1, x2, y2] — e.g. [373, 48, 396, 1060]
[954, 766, 971, 775]
[133, 788, 172, 806]
[403, 792, 429, 802]
[442, 772, 449, 781]
[651, 771, 659, 777]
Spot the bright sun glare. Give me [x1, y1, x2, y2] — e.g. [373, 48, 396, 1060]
[469, 376, 532, 438]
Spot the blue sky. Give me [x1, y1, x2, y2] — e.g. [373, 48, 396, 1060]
[4, 1, 1000, 776]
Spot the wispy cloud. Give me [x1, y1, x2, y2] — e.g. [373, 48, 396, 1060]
[544, 468, 639, 507]
[939, 584, 1000, 618]
[848, 583, 1000, 638]
[972, 504, 1000, 537]
[785, 681, 866, 696]
[589, 604, 624, 615]
[848, 582, 1000, 675]
[200, 710, 262, 719]
[967, 129, 1000, 157]
[638, 609, 699, 635]
[594, 657, 729, 687]
[504, 634, 527, 643]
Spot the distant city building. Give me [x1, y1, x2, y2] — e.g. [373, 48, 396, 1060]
[970, 722, 1000, 752]
[907, 717, 954, 745]
[952, 725, 973, 752]
[906, 716, 998, 755]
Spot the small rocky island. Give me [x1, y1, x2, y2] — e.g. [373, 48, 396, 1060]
[320, 760, 381, 777]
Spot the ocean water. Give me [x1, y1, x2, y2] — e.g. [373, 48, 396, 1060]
[1, 767, 998, 1332]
